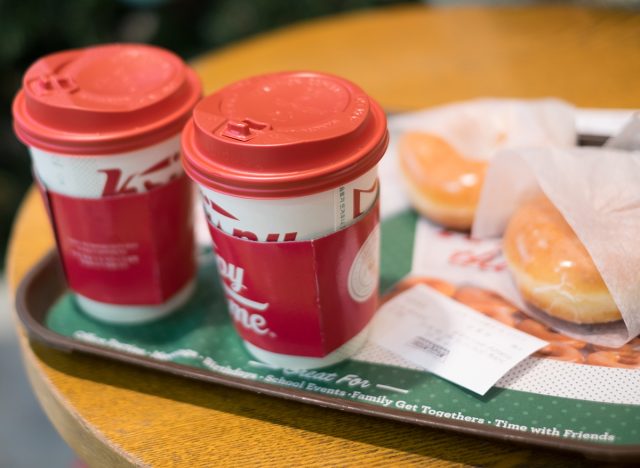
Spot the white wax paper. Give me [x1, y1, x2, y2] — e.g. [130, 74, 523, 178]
[387, 98, 576, 161]
[473, 146, 640, 346]
[604, 112, 640, 151]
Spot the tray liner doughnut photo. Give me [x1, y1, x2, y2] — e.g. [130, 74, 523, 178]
[16, 210, 640, 461]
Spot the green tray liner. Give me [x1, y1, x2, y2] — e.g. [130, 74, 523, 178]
[44, 211, 640, 447]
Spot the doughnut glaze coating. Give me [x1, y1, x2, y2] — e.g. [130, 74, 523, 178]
[503, 194, 621, 324]
[398, 132, 487, 230]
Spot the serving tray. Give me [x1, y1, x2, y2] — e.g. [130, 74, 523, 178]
[16, 209, 640, 462]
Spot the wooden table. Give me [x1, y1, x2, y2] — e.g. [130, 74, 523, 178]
[8, 5, 640, 466]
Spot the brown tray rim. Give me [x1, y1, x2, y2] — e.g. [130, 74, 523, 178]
[15, 249, 640, 462]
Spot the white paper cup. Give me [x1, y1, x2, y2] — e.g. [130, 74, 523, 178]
[183, 71, 388, 368]
[13, 44, 202, 324]
[31, 134, 196, 323]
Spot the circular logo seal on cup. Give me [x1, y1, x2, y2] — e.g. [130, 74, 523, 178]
[348, 226, 380, 303]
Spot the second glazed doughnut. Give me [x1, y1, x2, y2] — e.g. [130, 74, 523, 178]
[503, 194, 621, 324]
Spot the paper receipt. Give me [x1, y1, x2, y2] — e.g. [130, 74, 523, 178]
[372, 284, 547, 395]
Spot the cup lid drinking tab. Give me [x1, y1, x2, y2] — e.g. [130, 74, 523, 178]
[13, 43, 201, 155]
[181, 71, 388, 198]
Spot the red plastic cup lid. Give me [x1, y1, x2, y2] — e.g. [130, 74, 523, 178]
[182, 71, 388, 198]
[13, 43, 201, 155]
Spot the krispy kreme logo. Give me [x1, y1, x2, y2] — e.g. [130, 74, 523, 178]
[202, 194, 298, 242]
[439, 230, 506, 272]
[99, 153, 181, 196]
[201, 179, 378, 242]
[215, 254, 271, 335]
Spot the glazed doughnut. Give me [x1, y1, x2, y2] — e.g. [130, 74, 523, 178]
[535, 343, 585, 363]
[398, 132, 487, 230]
[503, 194, 621, 324]
[453, 286, 519, 327]
[517, 319, 586, 349]
[381, 276, 456, 304]
[587, 351, 640, 369]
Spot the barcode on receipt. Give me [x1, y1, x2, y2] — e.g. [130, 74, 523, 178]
[409, 336, 450, 359]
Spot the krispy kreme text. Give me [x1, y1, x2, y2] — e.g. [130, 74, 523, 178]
[202, 193, 299, 242]
[215, 254, 271, 335]
[101, 152, 182, 196]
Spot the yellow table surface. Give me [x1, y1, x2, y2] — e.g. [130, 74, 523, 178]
[8, 5, 640, 466]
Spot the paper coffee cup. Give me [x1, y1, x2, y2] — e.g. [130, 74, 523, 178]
[13, 44, 202, 324]
[183, 71, 388, 368]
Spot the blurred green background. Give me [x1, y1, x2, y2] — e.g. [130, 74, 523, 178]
[0, 0, 418, 268]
